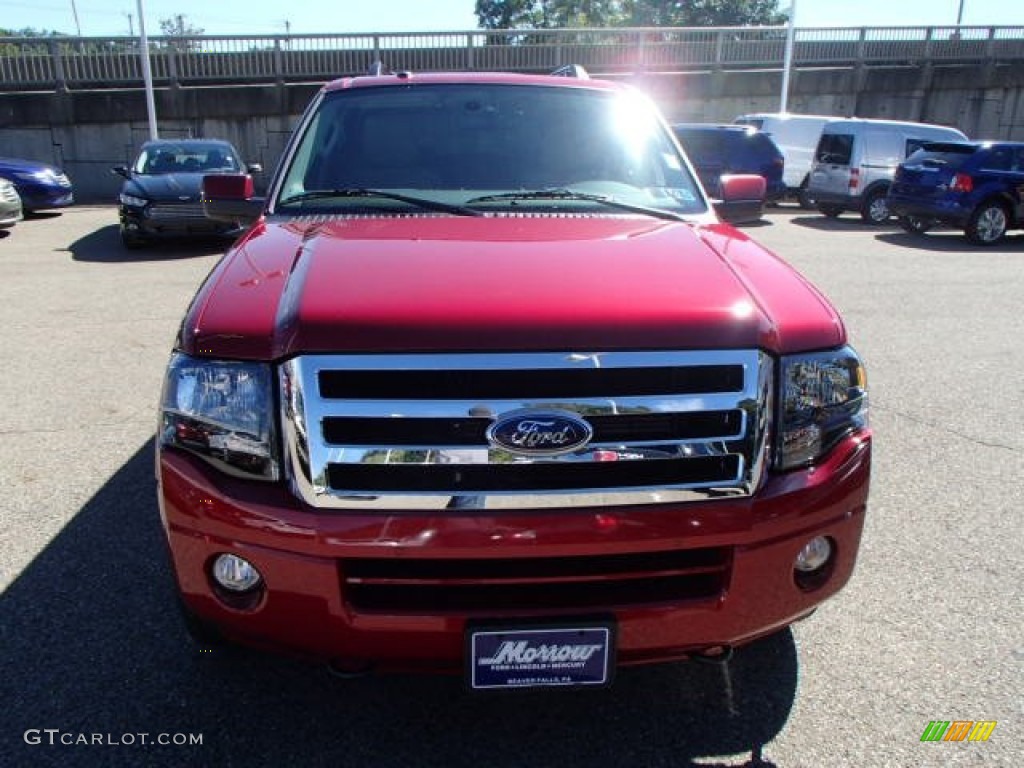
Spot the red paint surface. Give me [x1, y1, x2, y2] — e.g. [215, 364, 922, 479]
[181, 216, 843, 360]
[159, 433, 871, 668]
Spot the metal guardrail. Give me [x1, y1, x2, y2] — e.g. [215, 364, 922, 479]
[2, 25, 1023, 91]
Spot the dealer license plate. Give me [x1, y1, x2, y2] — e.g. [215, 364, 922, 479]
[468, 624, 614, 690]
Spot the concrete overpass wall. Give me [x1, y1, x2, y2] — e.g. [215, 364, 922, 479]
[2, 62, 1022, 203]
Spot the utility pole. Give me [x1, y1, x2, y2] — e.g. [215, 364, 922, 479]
[124, 11, 134, 36]
[780, 0, 798, 112]
[137, 0, 158, 140]
[69, 0, 82, 35]
[957, 0, 965, 25]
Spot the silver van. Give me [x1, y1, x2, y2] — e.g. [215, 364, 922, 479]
[808, 118, 967, 223]
[734, 112, 842, 207]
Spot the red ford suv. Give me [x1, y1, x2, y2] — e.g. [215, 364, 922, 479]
[157, 68, 871, 690]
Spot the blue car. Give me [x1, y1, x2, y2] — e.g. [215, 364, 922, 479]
[672, 123, 786, 206]
[888, 141, 1024, 245]
[0, 157, 74, 213]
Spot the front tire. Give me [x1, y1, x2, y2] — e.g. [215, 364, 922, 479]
[861, 188, 891, 224]
[898, 215, 934, 235]
[797, 186, 816, 209]
[965, 201, 1009, 245]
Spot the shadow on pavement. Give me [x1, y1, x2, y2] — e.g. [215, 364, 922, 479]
[875, 230, 1024, 252]
[790, 213, 1024, 251]
[66, 224, 231, 263]
[1, 440, 797, 768]
[788, 214, 898, 232]
[736, 218, 774, 229]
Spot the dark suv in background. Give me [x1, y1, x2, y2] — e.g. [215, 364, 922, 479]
[887, 141, 1024, 245]
[672, 124, 786, 219]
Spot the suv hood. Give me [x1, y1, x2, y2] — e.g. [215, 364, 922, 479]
[0, 157, 61, 174]
[181, 215, 844, 359]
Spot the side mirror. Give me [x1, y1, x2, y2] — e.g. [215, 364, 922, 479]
[713, 174, 767, 225]
[202, 173, 264, 224]
[112, 166, 130, 179]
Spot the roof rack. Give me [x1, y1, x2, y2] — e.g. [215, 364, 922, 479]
[550, 64, 590, 79]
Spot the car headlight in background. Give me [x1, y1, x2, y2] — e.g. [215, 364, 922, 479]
[160, 354, 278, 480]
[119, 192, 148, 207]
[14, 169, 58, 183]
[776, 346, 868, 470]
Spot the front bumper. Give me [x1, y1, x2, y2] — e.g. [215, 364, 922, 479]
[120, 206, 241, 239]
[0, 204, 22, 228]
[886, 196, 972, 227]
[19, 187, 73, 211]
[809, 190, 860, 211]
[158, 431, 871, 671]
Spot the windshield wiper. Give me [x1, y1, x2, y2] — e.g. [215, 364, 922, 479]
[465, 188, 686, 222]
[278, 188, 482, 216]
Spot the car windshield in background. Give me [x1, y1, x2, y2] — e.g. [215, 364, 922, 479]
[275, 84, 705, 217]
[133, 143, 240, 175]
[904, 142, 977, 169]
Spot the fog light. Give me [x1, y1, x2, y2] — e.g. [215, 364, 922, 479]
[212, 553, 262, 592]
[795, 536, 832, 573]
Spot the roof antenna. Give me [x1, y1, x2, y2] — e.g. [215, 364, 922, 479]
[368, 60, 385, 76]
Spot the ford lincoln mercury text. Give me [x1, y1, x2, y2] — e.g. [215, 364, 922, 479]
[157, 68, 871, 690]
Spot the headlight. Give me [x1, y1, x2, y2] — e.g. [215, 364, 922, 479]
[14, 170, 56, 182]
[160, 354, 278, 480]
[776, 346, 868, 470]
[119, 193, 148, 207]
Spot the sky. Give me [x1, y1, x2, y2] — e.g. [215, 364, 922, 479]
[3, 0, 1023, 37]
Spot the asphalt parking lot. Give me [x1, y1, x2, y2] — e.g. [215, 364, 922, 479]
[1, 205, 1021, 767]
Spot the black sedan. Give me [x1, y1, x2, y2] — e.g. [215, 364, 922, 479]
[113, 139, 261, 248]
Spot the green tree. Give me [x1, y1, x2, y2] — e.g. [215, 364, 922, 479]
[626, 0, 786, 26]
[476, 0, 628, 29]
[0, 27, 66, 37]
[475, 0, 786, 28]
[159, 14, 205, 37]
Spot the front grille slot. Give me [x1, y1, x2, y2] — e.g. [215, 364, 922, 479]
[328, 455, 740, 493]
[322, 410, 743, 446]
[342, 548, 731, 613]
[318, 365, 744, 399]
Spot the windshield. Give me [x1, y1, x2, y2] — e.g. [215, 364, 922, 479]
[274, 83, 705, 217]
[133, 143, 241, 175]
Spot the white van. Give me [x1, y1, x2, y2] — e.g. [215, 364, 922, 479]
[807, 118, 968, 224]
[734, 112, 841, 207]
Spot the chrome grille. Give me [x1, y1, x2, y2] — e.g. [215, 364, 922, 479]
[0, 182, 19, 203]
[281, 351, 772, 511]
[148, 202, 206, 220]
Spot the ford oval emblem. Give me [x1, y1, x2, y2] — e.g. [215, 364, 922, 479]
[486, 409, 593, 457]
